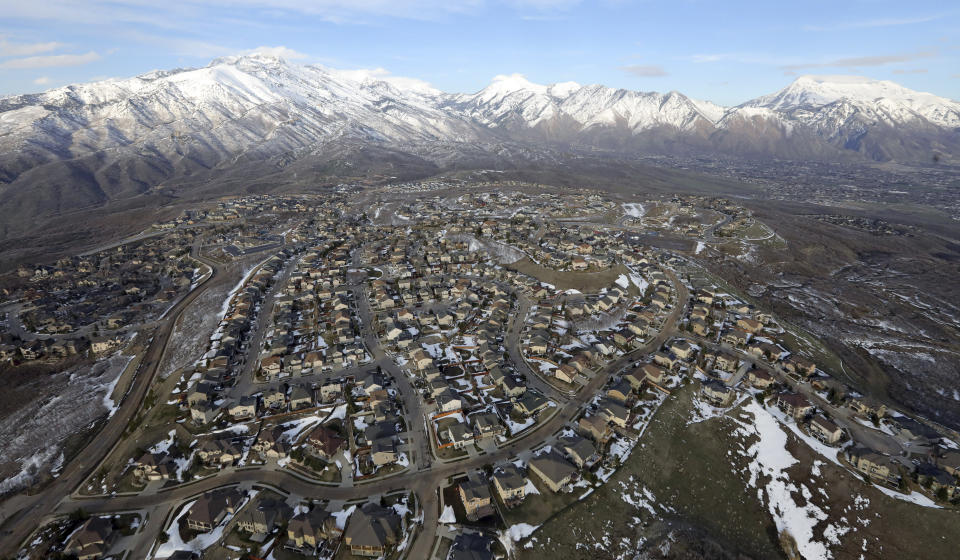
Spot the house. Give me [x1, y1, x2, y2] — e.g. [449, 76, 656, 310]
[607, 379, 633, 404]
[847, 447, 900, 485]
[652, 351, 676, 369]
[748, 369, 775, 390]
[556, 364, 578, 384]
[305, 426, 346, 460]
[500, 376, 527, 398]
[528, 451, 578, 492]
[196, 438, 242, 467]
[670, 340, 695, 360]
[715, 353, 738, 372]
[459, 479, 494, 521]
[915, 463, 959, 499]
[784, 355, 816, 377]
[289, 386, 314, 410]
[492, 465, 527, 507]
[449, 533, 495, 560]
[287, 507, 340, 550]
[371, 438, 399, 466]
[776, 392, 813, 419]
[228, 396, 257, 420]
[559, 435, 600, 469]
[437, 389, 463, 413]
[736, 317, 763, 333]
[809, 415, 843, 445]
[320, 381, 343, 403]
[472, 412, 505, 439]
[190, 402, 219, 425]
[262, 388, 286, 410]
[700, 380, 735, 407]
[185, 489, 244, 532]
[252, 426, 291, 460]
[64, 517, 116, 560]
[578, 415, 613, 444]
[410, 349, 433, 371]
[597, 397, 630, 428]
[513, 390, 549, 417]
[722, 329, 749, 346]
[236, 498, 291, 535]
[847, 397, 887, 420]
[343, 503, 403, 557]
[446, 423, 475, 449]
[640, 363, 666, 386]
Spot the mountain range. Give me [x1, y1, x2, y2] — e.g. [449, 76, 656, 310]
[1, 53, 958, 239]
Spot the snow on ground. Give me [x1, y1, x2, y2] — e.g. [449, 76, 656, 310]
[439, 505, 457, 524]
[153, 490, 256, 558]
[695, 241, 706, 255]
[504, 415, 535, 435]
[159, 270, 239, 379]
[279, 415, 324, 442]
[733, 400, 834, 560]
[523, 478, 541, 495]
[0, 352, 135, 495]
[148, 430, 178, 454]
[873, 485, 942, 508]
[333, 505, 356, 530]
[623, 203, 645, 218]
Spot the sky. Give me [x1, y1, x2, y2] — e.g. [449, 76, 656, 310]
[0, 0, 958, 105]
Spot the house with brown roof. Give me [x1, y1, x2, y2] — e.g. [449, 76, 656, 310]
[578, 415, 613, 444]
[305, 426, 346, 460]
[809, 414, 843, 445]
[847, 447, 900, 485]
[343, 503, 403, 557]
[185, 489, 244, 532]
[64, 517, 116, 560]
[287, 507, 340, 551]
[776, 392, 813, 419]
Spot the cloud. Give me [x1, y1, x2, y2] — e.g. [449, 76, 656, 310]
[804, 15, 940, 32]
[892, 68, 928, 75]
[0, 38, 63, 57]
[780, 51, 936, 71]
[243, 45, 309, 60]
[32, 76, 50, 84]
[330, 66, 438, 93]
[0, 51, 101, 69]
[621, 64, 668, 77]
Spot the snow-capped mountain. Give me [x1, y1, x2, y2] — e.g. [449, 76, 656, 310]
[0, 55, 958, 239]
[722, 75, 960, 160]
[442, 73, 721, 134]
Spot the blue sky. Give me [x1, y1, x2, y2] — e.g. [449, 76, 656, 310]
[0, 0, 957, 105]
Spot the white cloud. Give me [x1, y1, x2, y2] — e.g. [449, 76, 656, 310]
[0, 38, 63, 57]
[804, 15, 941, 32]
[32, 76, 50, 84]
[243, 46, 309, 60]
[328, 66, 438, 93]
[0, 51, 101, 69]
[781, 51, 937, 71]
[621, 64, 668, 77]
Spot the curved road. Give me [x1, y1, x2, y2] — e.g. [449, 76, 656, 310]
[3, 231, 688, 560]
[0, 245, 222, 557]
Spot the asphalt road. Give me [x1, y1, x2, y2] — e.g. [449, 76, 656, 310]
[63, 264, 689, 559]
[3, 237, 689, 559]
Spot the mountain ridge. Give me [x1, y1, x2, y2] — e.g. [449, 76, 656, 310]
[1, 53, 958, 240]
